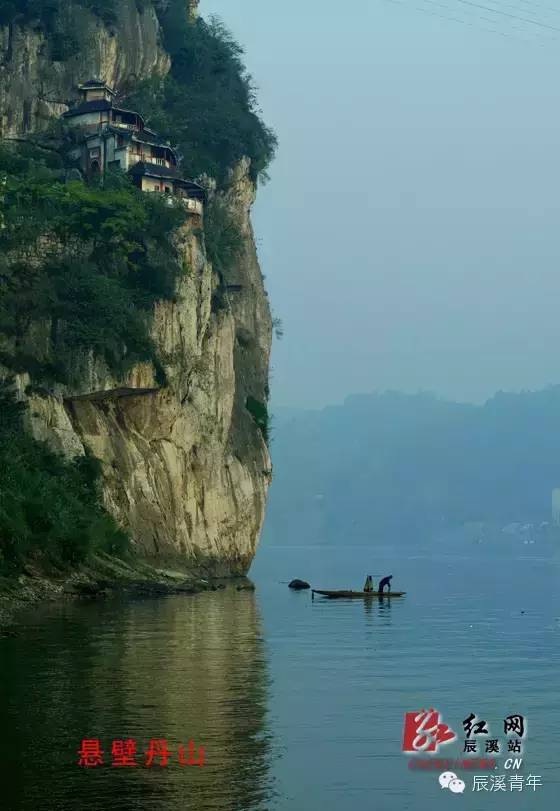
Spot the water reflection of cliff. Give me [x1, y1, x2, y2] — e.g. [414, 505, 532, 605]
[0, 591, 275, 811]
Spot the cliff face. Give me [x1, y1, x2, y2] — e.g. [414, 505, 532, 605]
[0, 0, 170, 137]
[0, 3, 272, 575]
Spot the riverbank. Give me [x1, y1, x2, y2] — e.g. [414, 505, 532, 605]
[0, 552, 247, 634]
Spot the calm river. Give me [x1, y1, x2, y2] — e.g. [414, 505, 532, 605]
[1, 539, 559, 810]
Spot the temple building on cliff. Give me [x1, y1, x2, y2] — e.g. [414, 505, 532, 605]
[63, 79, 205, 215]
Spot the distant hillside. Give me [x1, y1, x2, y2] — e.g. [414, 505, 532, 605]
[265, 388, 560, 544]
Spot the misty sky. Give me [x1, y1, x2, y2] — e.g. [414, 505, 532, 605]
[202, 0, 560, 409]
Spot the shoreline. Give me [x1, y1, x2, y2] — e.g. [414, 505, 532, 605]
[0, 553, 254, 634]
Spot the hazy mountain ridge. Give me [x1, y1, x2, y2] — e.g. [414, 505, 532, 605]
[265, 388, 560, 545]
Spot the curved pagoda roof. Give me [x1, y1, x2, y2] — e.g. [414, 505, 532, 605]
[78, 79, 116, 93]
[62, 99, 146, 125]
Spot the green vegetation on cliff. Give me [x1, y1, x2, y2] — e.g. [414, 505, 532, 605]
[246, 396, 269, 445]
[0, 393, 128, 573]
[0, 144, 187, 384]
[0, 0, 124, 59]
[126, 4, 277, 182]
[0, 1, 276, 181]
[0, 137, 188, 573]
[0, 0, 119, 27]
[204, 197, 245, 280]
[0, 142, 185, 572]
[0, 0, 275, 574]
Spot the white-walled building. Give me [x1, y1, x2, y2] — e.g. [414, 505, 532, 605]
[63, 80, 204, 215]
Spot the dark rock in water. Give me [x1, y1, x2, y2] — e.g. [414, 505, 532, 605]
[289, 579, 310, 590]
[73, 581, 109, 597]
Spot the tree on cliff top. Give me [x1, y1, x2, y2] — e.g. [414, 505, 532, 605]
[126, 6, 277, 182]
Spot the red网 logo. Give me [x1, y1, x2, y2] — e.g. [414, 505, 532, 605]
[402, 709, 458, 753]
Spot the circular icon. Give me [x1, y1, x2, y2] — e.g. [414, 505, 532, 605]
[449, 778, 466, 794]
[439, 771, 457, 789]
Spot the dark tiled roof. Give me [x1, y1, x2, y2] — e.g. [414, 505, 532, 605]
[129, 163, 206, 198]
[132, 129, 172, 147]
[104, 127, 170, 151]
[105, 126, 132, 140]
[79, 79, 115, 90]
[177, 179, 206, 197]
[129, 161, 182, 180]
[63, 101, 144, 124]
[112, 106, 144, 121]
[63, 99, 112, 117]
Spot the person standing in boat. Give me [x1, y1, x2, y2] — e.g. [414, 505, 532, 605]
[363, 575, 375, 592]
[378, 574, 393, 594]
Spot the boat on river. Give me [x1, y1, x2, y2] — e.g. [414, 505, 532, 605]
[312, 589, 406, 599]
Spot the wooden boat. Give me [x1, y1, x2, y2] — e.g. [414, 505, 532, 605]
[312, 589, 406, 599]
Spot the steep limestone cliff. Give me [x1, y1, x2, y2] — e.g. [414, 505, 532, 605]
[0, 0, 170, 137]
[0, 3, 273, 575]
